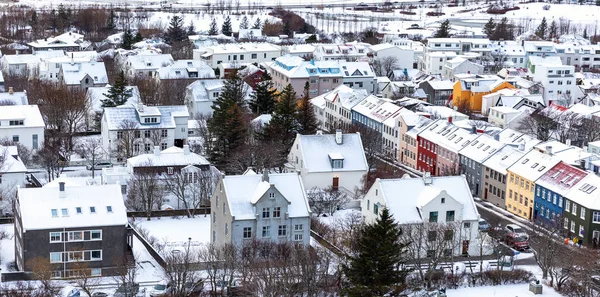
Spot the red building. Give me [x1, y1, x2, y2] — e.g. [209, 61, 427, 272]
[416, 134, 437, 175]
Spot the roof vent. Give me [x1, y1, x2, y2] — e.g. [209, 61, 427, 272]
[423, 172, 432, 185]
[335, 129, 343, 145]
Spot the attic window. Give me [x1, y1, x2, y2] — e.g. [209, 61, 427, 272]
[107, 206, 113, 213]
[90, 206, 96, 214]
[51, 209, 58, 217]
[76, 207, 82, 214]
[521, 158, 529, 164]
[551, 170, 563, 179]
[501, 155, 508, 160]
[269, 192, 275, 198]
[61, 208, 68, 216]
[538, 166, 546, 172]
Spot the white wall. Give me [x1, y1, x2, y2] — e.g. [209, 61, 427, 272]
[0, 127, 43, 151]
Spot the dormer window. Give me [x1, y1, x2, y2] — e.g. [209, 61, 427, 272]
[9, 120, 23, 126]
[76, 207, 82, 214]
[106, 206, 113, 213]
[90, 206, 96, 214]
[61, 208, 68, 216]
[51, 209, 58, 217]
[329, 153, 344, 169]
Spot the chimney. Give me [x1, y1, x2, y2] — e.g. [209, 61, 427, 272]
[519, 142, 525, 151]
[262, 170, 269, 183]
[183, 144, 190, 155]
[471, 126, 477, 134]
[59, 182, 66, 198]
[423, 172, 432, 185]
[153, 146, 160, 156]
[8, 87, 13, 95]
[335, 129, 343, 145]
[546, 145, 553, 155]
[494, 134, 500, 141]
[448, 116, 453, 123]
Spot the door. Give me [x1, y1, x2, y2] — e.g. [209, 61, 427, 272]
[462, 240, 469, 256]
[332, 177, 339, 191]
[484, 188, 488, 200]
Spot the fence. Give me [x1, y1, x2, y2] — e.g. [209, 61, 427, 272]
[129, 225, 167, 269]
[127, 208, 210, 218]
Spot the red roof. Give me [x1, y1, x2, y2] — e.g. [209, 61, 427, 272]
[536, 161, 588, 193]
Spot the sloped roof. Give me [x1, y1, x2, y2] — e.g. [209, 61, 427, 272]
[507, 149, 560, 182]
[321, 85, 368, 110]
[565, 174, 600, 210]
[297, 133, 368, 173]
[103, 104, 188, 130]
[126, 54, 174, 70]
[0, 105, 44, 128]
[222, 173, 310, 220]
[459, 134, 505, 163]
[155, 60, 215, 79]
[0, 145, 27, 174]
[127, 146, 209, 167]
[536, 161, 588, 196]
[482, 145, 527, 175]
[61, 62, 108, 85]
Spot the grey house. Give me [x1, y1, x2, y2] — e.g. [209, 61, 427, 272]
[14, 183, 130, 278]
[211, 171, 311, 247]
[458, 133, 505, 198]
[418, 80, 454, 106]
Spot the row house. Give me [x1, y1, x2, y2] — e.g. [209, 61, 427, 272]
[481, 144, 528, 208]
[452, 75, 515, 114]
[269, 55, 342, 98]
[400, 114, 432, 170]
[458, 134, 505, 197]
[322, 85, 368, 132]
[351, 95, 403, 155]
[194, 43, 281, 68]
[101, 104, 189, 162]
[416, 119, 474, 175]
[563, 174, 600, 245]
[534, 161, 588, 224]
[313, 43, 369, 62]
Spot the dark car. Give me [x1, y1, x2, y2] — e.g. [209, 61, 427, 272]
[478, 219, 491, 232]
[506, 233, 529, 251]
[114, 283, 140, 297]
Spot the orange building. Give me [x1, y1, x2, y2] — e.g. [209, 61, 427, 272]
[452, 76, 515, 113]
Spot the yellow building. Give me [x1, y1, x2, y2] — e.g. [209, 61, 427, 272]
[505, 150, 559, 220]
[452, 76, 515, 113]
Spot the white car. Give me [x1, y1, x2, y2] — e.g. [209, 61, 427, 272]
[149, 282, 172, 297]
[505, 224, 528, 238]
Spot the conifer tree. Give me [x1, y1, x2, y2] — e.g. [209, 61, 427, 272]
[249, 72, 276, 115]
[222, 15, 233, 36]
[240, 16, 249, 30]
[208, 18, 218, 35]
[252, 18, 262, 30]
[262, 84, 298, 148]
[187, 21, 196, 36]
[102, 71, 132, 107]
[165, 15, 187, 44]
[134, 32, 143, 43]
[296, 82, 318, 135]
[107, 9, 116, 30]
[208, 74, 249, 167]
[492, 17, 510, 41]
[549, 20, 558, 40]
[535, 17, 548, 40]
[484, 18, 495, 39]
[434, 19, 451, 38]
[121, 29, 134, 50]
[343, 208, 409, 297]
[584, 28, 589, 39]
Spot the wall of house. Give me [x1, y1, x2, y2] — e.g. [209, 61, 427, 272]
[505, 172, 535, 220]
[211, 179, 233, 246]
[460, 155, 482, 196]
[0, 126, 43, 151]
[482, 166, 507, 208]
[374, 47, 414, 71]
[533, 185, 564, 222]
[301, 170, 365, 192]
[563, 199, 594, 244]
[417, 136, 437, 174]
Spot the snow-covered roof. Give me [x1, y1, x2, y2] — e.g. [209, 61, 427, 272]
[565, 174, 600, 210]
[0, 105, 44, 128]
[352, 95, 402, 123]
[284, 44, 316, 54]
[378, 175, 479, 223]
[128, 146, 209, 167]
[0, 91, 28, 105]
[61, 61, 108, 85]
[0, 145, 27, 174]
[185, 79, 252, 102]
[251, 114, 272, 127]
[86, 85, 140, 112]
[125, 54, 174, 71]
[482, 145, 527, 176]
[28, 32, 85, 49]
[321, 85, 368, 110]
[17, 183, 127, 231]
[271, 55, 342, 79]
[338, 61, 374, 78]
[459, 134, 504, 163]
[103, 104, 188, 130]
[201, 42, 280, 55]
[536, 161, 588, 196]
[426, 80, 454, 90]
[2, 54, 44, 65]
[419, 120, 476, 154]
[155, 60, 215, 79]
[296, 133, 368, 173]
[494, 128, 541, 151]
[528, 55, 562, 67]
[222, 173, 310, 220]
[506, 149, 560, 182]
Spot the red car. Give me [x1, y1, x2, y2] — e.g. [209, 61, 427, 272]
[506, 233, 529, 251]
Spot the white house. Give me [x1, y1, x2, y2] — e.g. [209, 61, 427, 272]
[286, 130, 368, 193]
[58, 61, 109, 92]
[488, 105, 531, 129]
[153, 60, 216, 81]
[122, 54, 175, 79]
[368, 43, 414, 71]
[313, 43, 369, 62]
[184, 79, 252, 116]
[420, 51, 458, 75]
[442, 57, 484, 80]
[101, 104, 189, 162]
[0, 105, 44, 150]
[85, 85, 141, 130]
[0, 51, 64, 77]
[194, 43, 281, 68]
[39, 51, 99, 82]
[27, 32, 87, 53]
[362, 174, 483, 257]
[282, 44, 317, 60]
[529, 56, 578, 105]
[0, 145, 28, 212]
[211, 171, 311, 247]
[0, 88, 28, 106]
[321, 84, 369, 131]
[339, 61, 377, 94]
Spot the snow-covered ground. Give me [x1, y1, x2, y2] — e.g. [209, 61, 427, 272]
[447, 283, 562, 296]
[132, 216, 211, 254]
[0, 223, 15, 273]
[315, 208, 362, 226]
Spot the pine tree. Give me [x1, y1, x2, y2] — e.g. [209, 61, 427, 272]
[296, 82, 318, 135]
[208, 18, 218, 35]
[343, 208, 409, 296]
[549, 20, 558, 40]
[134, 32, 143, 43]
[252, 18, 262, 29]
[434, 19, 451, 38]
[596, 0, 600, 6]
[208, 74, 249, 167]
[492, 17, 509, 41]
[262, 84, 298, 148]
[249, 72, 276, 115]
[102, 71, 132, 107]
[222, 15, 233, 36]
[187, 21, 196, 36]
[484, 18, 496, 39]
[240, 16, 249, 30]
[535, 17, 548, 40]
[121, 29, 134, 50]
[165, 15, 187, 45]
[107, 9, 116, 30]
[584, 28, 589, 39]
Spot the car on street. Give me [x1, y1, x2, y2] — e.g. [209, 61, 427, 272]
[149, 282, 172, 297]
[506, 232, 529, 251]
[478, 219, 491, 232]
[86, 161, 113, 170]
[505, 223, 528, 238]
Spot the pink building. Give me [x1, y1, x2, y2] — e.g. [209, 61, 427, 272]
[269, 55, 342, 98]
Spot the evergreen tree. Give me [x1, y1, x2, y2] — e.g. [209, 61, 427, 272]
[596, 0, 600, 6]
[584, 28, 589, 39]
[535, 17, 548, 40]
[208, 18, 219, 35]
[343, 208, 409, 297]
[483, 18, 496, 39]
[222, 15, 233, 36]
[262, 84, 298, 148]
[187, 21, 196, 36]
[134, 32, 143, 43]
[252, 18, 262, 29]
[107, 9, 116, 30]
[102, 71, 132, 107]
[549, 20, 558, 40]
[57, 4, 69, 31]
[492, 17, 509, 41]
[165, 15, 187, 45]
[434, 19, 451, 38]
[49, 9, 58, 32]
[296, 82, 318, 135]
[208, 75, 249, 167]
[121, 29, 134, 50]
[249, 72, 276, 115]
[240, 16, 249, 30]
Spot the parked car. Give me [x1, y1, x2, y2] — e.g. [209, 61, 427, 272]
[114, 283, 141, 297]
[506, 232, 529, 251]
[149, 282, 172, 297]
[91, 293, 109, 297]
[505, 224, 528, 238]
[86, 161, 113, 170]
[184, 281, 204, 296]
[478, 219, 491, 232]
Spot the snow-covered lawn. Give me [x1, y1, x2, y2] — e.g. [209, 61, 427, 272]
[446, 283, 561, 296]
[0, 223, 15, 272]
[315, 208, 362, 226]
[132, 215, 211, 254]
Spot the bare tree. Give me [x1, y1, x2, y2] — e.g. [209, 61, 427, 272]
[162, 242, 203, 297]
[28, 256, 60, 296]
[112, 255, 139, 297]
[577, 117, 600, 146]
[516, 110, 557, 141]
[127, 165, 164, 219]
[116, 119, 140, 161]
[529, 215, 565, 284]
[75, 137, 105, 179]
[71, 261, 101, 297]
[371, 56, 399, 78]
[307, 187, 327, 216]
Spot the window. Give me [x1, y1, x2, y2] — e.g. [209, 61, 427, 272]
[251, 53, 257, 59]
[32, 134, 38, 150]
[427, 231, 437, 241]
[51, 209, 58, 217]
[75, 207, 82, 214]
[564, 217, 569, 229]
[106, 206, 112, 213]
[262, 226, 271, 237]
[429, 211, 438, 222]
[262, 208, 270, 218]
[50, 252, 62, 263]
[144, 130, 151, 138]
[579, 225, 585, 238]
[294, 234, 303, 241]
[90, 268, 101, 277]
[444, 230, 454, 241]
[571, 221, 576, 233]
[581, 207, 586, 219]
[573, 204, 577, 215]
[278, 225, 287, 237]
[294, 224, 303, 231]
[374, 204, 379, 215]
[12, 135, 18, 142]
[269, 192, 275, 198]
[90, 206, 96, 214]
[68, 251, 83, 262]
[446, 210, 455, 222]
[225, 223, 228, 235]
[91, 230, 102, 240]
[161, 129, 168, 137]
[167, 167, 174, 175]
[565, 200, 570, 211]
[464, 222, 471, 228]
[50, 232, 61, 242]
[594, 211, 600, 223]
[91, 250, 102, 260]
[273, 207, 281, 218]
[61, 208, 68, 216]
[69, 231, 83, 241]
[441, 197, 445, 204]
[243, 227, 252, 238]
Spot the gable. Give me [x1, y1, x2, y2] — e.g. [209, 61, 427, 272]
[252, 184, 290, 206]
